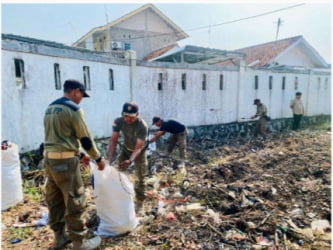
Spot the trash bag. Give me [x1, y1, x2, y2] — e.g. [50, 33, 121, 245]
[1, 142, 23, 210]
[90, 162, 138, 237]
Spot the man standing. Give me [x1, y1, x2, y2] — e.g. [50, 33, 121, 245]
[290, 92, 304, 130]
[150, 117, 187, 162]
[108, 102, 148, 210]
[251, 99, 268, 140]
[43, 79, 105, 250]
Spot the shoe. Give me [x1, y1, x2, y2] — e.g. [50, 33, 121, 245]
[72, 236, 101, 250]
[51, 230, 71, 250]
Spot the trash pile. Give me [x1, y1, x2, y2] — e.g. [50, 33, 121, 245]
[1, 128, 331, 249]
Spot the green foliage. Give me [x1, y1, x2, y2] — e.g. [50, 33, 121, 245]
[8, 227, 31, 240]
[23, 180, 43, 202]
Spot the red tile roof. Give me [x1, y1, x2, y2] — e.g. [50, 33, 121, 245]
[236, 36, 302, 67]
[143, 44, 179, 61]
[215, 36, 302, 67]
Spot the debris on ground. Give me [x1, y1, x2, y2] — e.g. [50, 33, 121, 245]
[1, 127, 331, 249]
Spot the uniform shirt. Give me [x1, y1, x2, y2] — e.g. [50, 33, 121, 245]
[159, 120, 186, 134]
[113, 116, 148, 151]
[44, 97, 100, 160]
[255, 104, 268, 118]
[290, 98, 304, 115]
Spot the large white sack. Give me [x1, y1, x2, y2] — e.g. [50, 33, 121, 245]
[1, 143, 23, 210]
[91, 162, 138, 237]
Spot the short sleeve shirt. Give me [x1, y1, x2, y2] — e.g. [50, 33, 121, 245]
[44, 97, 100, 160]
[160, 120, 186, 134]
[113, 116, 148, 150]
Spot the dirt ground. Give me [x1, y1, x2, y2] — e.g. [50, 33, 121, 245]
[1, 125, 331, 249]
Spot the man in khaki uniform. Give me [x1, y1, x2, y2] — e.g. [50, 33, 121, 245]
[108, 102, 148, 210]
[290, 92, 304, 130]
[44, 79, 105, 250]
[150, 117, 187, 162]
[251, 99, 268, 140]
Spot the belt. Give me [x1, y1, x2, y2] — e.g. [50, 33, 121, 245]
[44, 151, 76, 159]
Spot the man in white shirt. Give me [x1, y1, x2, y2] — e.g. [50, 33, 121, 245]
[290, 92, 304, 130]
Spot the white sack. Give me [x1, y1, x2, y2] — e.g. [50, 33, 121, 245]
[91, 163, 138, 237]
[1, 143, 23, 210]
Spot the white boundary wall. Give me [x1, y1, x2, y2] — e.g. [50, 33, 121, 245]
[1, 45, 331, 152]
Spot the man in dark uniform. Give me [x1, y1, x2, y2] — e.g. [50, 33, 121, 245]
[43, 79, 105, 250]
[150, 117, 187, 162]
[251, 99, 268, 140]
[108, 102, 148, 211]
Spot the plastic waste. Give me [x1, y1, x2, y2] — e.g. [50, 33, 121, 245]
[10, 239, 21, 244]
[36, 212, 48, 226]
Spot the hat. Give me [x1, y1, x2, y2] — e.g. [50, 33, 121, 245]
[296, 92, 302, 96]
[253, 99, 260, 105]
[64, 79, 90, 97]
[152, 116, 161, 125]
[122, 102, 139, 117]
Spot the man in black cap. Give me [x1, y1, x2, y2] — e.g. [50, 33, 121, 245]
[108, 102, 148, 211]
[43, 79, 105, 250]
[251, 99, 268, 140]
[150, 117, 187, 162]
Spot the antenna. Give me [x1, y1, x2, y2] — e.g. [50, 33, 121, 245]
[275, 18, 283, 40]
[104, 4, 109, 24]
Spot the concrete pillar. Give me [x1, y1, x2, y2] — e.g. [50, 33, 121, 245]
[125, 50, 137, 101]
[236, 58, 246, 122]
[305, 68, 313, 115]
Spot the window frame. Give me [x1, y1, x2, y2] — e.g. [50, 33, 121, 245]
[54, 63, 61, 90]
[83, 66, 91, 90]
[181, 73, 186, 90]
[294, 76, 298, 90]
[14, 58, 25, 88]
[109, 69, 114, 90]
[269, 76, 273, 90]
[254, 75, 259, 90]
[282, 76, 286, 90]
[202, 73, 207, 90]
[219, 74, 224, 90]
[158, 73, 163, 91]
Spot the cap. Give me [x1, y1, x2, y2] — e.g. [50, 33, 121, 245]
[63, 79, 90, 97]
[296, 92, 302, 96]
[253, 99, 260, 105]
[122, 102, 139, 117]
[152, 116, 161, 125]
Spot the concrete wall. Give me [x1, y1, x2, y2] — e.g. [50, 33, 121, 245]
[1, 43, 331, 152]
[2, 50, 130, 152]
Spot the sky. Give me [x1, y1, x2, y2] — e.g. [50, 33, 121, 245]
[1, 1, 332, 63]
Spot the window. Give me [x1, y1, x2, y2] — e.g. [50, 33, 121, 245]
[54, 63, 61, 90]
[269, 76, 273, 90]
[294, 77, 298, 90]
[181, 73, 186, 90]
[325, 77, 328, 89]
[83, 66, 90, 90]
[282, 76, 286, 90]
[318, 77, 321, 89]
[219, 74, 224, 90]
[254, 75, 259, 90]
[109, 69, 114, 90]
[14, 58, 25, 88]
[158, 73, 163, 91]
[202, 74, 207, 90]
[124, 42, 131, 50]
